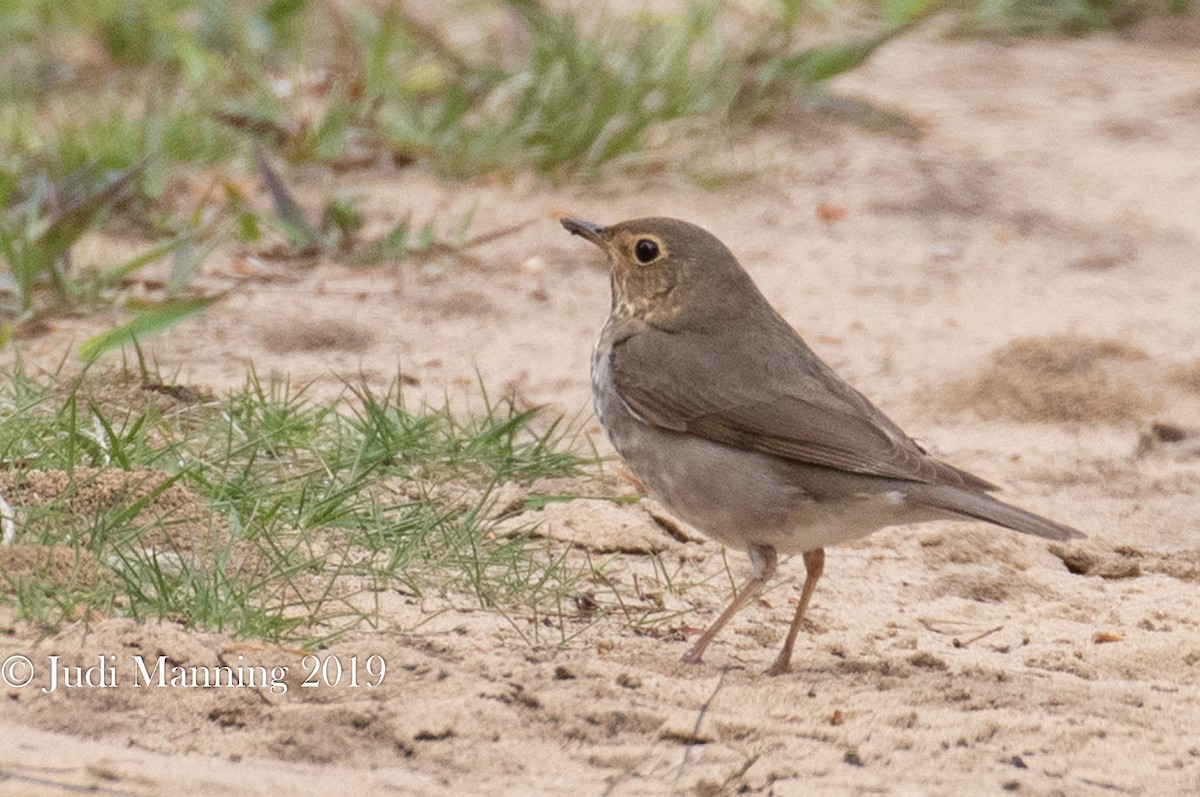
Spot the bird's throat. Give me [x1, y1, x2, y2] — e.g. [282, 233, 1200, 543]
[611, 275, 680, 325]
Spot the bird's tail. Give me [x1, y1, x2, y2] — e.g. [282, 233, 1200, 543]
[908, 484, 1085, 541]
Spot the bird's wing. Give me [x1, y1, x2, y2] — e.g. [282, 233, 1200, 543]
[609, 324, 996, 490]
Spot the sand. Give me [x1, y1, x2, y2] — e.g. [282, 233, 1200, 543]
[3, 15, 1200, 797]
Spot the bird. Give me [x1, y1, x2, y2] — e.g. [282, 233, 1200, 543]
[561, 215, 1085, 676]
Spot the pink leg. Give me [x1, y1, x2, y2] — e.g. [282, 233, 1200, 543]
[681, 545, 777, 665]
[764, 548, 825, 676]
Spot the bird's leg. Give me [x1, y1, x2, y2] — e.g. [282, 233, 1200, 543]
[764, 548, 825, 677]
[681, 544, 777, 665]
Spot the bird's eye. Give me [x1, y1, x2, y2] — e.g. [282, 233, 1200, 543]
[634, 239, 660, 264]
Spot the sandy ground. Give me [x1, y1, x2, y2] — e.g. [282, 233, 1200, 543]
[4, 15, 1200, 797]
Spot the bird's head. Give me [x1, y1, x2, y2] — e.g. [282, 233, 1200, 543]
[561, 216, 752, 328]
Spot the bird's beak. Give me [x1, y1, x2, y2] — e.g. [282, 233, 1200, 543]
[560, 217, 606, 248]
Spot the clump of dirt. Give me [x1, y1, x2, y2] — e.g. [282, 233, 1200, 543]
[1167, 358, 1200, 394]
[1048, 544, 1143, 580]
[0, 544, 106, 587]
[993, 336, 1148, 374]
[0, 468, 250, 572]
[1050, 543, 1200, 583]
[52, 365, 214, 417]
[939, 335, 1159, 424]
[1136, 421, 1200, 461]
[259, 317, 374, 353]
[420, 289, 497, 318]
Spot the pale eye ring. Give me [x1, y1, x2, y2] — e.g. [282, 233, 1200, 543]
[634, 239, 659, 264]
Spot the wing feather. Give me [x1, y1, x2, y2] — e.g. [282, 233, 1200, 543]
[609, 323, 995, 491]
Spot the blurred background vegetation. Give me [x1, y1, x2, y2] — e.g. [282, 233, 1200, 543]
[0, 0, 1193, 350]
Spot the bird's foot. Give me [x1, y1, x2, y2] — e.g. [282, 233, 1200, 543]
[764, 655, 792, 677]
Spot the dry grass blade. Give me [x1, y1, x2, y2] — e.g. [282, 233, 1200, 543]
[254, 145, 321, 251]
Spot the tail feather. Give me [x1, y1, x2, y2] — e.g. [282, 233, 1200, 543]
[909, 484, 1085, 541]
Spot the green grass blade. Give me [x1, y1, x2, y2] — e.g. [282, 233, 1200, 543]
[77, 295, 220, 362]
[95, 232, 196, 288]
[779, 25, 914, 85]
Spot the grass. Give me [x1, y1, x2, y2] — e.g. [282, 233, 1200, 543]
[0, 362, 614, 646]
[1, 1, 925, 185]
[950, 0, 1193, 36]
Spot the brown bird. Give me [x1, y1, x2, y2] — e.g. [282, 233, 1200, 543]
[562, 215, 1084, 676]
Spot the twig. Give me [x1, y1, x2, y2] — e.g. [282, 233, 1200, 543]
[954, 625, 1004, 649]
[677, 666, 729, 780]
[461, 218, 536, 249]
